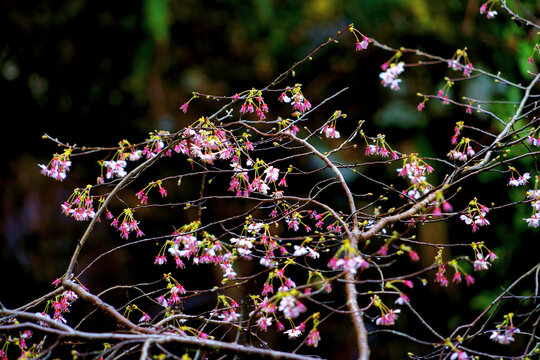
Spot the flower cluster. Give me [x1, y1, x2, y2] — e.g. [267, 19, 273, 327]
[450, 350, 470, 360]
[524, 182, 540, 227]
[448, 48, 474, 77]
[278, 295, 307, 319]
[141, 131, 170, 158]
[363, 133, 399, 159]
[489, 313, 520, 345]
[239, 89, 269, 120]
[371, 295, 401, 326]
[507, 166, 530, 187]
[396, 155, 433, 200]
[447, 137, 475, 162]
[165, 222, 239, 280]
[526, 128, 540, 146]
[38, 147, 72, 181]
[379, 62, 405, 90]
[396, 156, 433, 184]
[102, 159, 127, 179]
[229, 159, 286, 197]
[210, 295, 240, 322]
[41, 290, 78, 325]
[327, 242, 369, 274]
[385, 280, 413, 305]
[156, 275, 187, 308]
[174, 124, 234, 165]
[111, 208, 144, 239]
[460, 198, 490, 232]
[61, 185, 97, 221]
[278, 84, 312, 115]
[471, 242, 498, 271]
[490, 327, 519, 345]
[480, 1, 497, 19]
[350, 25, 370, 51]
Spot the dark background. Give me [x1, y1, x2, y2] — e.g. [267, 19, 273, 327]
[1, 0, 539, 358]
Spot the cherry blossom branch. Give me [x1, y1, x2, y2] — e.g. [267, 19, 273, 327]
[467, 71, 540, 171]
[64, 137, 179, 278]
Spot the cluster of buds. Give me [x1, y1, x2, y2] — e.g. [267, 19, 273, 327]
[38, 147, 72, 181]
[437, 77, 454, 104]
[430, 191, 454, 217]
[451, 121, 464, 144]
[277, 117, 300, 136]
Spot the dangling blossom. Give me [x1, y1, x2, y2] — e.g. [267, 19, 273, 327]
[474, 253, 491, 271]
[103, 160, 128, 179]
[256, 317, 273, 331]
[263, 166, 280, 183]
[508, 173, 530, 186]
[524, 213, 540, 228]
[278, 296, 307, 319]
[375, 309, 401, 326]
[284, 327, 302, 339]
[526, 134, 540, 146]
[450, 350, 470, 360]
[321, 124, 340, 139]
[395, 293, 410, 305]
[306, 328, 321, 347]
[355, 35, 370, 51]
[327, 255, 369, 274]
[490, 327, 520, 345]
[379, 62, 405, 91]
[38, 149, 72, 181]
